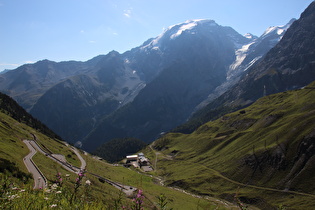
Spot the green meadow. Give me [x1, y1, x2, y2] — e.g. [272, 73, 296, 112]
[148, 81, 315, 209]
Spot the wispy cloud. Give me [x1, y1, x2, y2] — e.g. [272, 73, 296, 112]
[0, 63, 20, 71]
[0, 63, 20, 67]
[123, 8, 132, 18]
[89, 40, 96, 44]
[107, 27, 118, 36]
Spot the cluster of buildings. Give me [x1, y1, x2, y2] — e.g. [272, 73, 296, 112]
[125, 153, 153, 172]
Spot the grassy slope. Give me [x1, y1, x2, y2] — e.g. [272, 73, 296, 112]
[0, 104, 234, 209]
[149, 81, 315, 209]
[3, 80, 314, 208]
[0, 111, 36, 175]
[0, 110, 80, 182]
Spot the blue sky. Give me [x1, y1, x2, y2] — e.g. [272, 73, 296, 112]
[0, 0, 313, 71]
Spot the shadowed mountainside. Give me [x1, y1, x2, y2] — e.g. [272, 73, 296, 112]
[176, 2, 315, 134]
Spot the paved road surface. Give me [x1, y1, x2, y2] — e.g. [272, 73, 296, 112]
[23, 140, 47, 189]
[70, 146, 86, 170]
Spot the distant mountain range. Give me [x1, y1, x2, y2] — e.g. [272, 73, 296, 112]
[0, 6, 311, 153]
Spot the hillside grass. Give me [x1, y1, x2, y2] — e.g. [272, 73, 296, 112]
[3, 81, 315, 209]
[33, 133, 81, 167]
[150, 81, 315, 209]
[0, 108, 235, 209]
[84, 153, 234, 209]
[0, 112, 36, 178]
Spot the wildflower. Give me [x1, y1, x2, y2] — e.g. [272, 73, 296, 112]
[19, 189, 25, 192]
[66, 174, 70, 177]
[9, 194, 20, 200]
[51, 184, 58, 190]
[44, 197, 49, 200]
[85, 180, 91, 186]
[137, 190, 143, 198]
[8, 194, 18, 200]
[56, 191, 62, 194]
[132, 189, 144, 210]
[50, 204, 57, 208]
[71, 171, 86, 203]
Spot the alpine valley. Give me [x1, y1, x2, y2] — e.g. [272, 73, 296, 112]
[0, 17, 295, 152]
[0, 1, 315, 209]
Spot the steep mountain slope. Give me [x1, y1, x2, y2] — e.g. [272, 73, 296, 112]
[0, 92, 61, 140]
[0, 18, 291, 150]
[30, 74, 119, 143]
[0, 92, 63, 184]
[29, 51, 149, 144]
[149, 80, 315, 209]
[195, 19, 295, 110]
[83, 20, 291, 152]
[0, 92, 234, 209]
[227, 18, 295, 79]
[81, 20, 245, 151]
[183, 2, 315, 132]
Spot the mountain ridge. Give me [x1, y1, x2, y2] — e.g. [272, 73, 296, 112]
[82, 18, 294, 151]
[0, 17, 295, 151]
[179, 3, 315, 133]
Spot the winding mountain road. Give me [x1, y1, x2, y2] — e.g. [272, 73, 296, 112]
[69, 146, 86, 170]
[23, 140, 47, 189]
[23, 139, 135, 195]
[31, 140, 79, 173]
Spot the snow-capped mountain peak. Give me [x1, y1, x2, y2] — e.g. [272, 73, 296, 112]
[228, 19, 295, 79]
[140, 19, 218, 50]
[244, 33, 257, 40]
[170, 20, 198, 39]
[262, 26, 285, 37]
[168, 19, 217, 39]
[261, 18, 296, 38]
